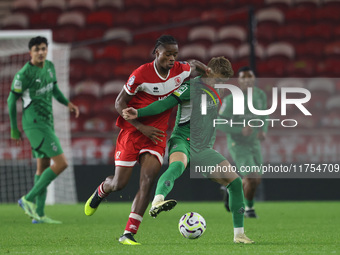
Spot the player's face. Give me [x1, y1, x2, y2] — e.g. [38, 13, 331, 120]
[30, 43, 48, 67]
[156, 44, 178, 71]
[238, 70, 255, 91]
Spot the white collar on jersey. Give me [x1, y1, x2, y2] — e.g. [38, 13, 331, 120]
[153, 61, 170, 80]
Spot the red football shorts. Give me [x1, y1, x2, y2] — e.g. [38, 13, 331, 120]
[114, 129, 166, 167]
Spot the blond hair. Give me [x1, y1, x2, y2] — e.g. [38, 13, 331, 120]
[207, 56, 234, 78]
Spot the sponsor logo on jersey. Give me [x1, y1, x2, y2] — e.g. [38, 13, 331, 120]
[13, 79, 22, 92]
[36, 82, 53, 96]
[153, 87, 159, 93]
[36, 79, 41, 83]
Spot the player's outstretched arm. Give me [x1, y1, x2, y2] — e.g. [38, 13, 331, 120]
[53, 83, 79, 117]
[7, 92, 22, 143]
[116, 89, 165, 144]
[187, 59, 211, 76]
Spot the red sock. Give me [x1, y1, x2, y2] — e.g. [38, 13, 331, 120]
[97, 182, 109, 198]
[124, 212, 143, 234]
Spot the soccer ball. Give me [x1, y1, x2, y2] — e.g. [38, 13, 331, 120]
[178, 212, 206, 239]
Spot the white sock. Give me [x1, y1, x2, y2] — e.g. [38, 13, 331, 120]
[234, 227, 244, 237]
[152, 195, 164, 206]
[245, 206, 254, 211]
[124, 230, 132, 235]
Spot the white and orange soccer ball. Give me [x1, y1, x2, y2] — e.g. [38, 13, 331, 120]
[178, 212, 206, 239]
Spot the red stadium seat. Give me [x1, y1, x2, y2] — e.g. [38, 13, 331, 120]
[53, 26, 78, 43]
[315, 6, 340, 23]
[91, 60, 116, 82]
[295, 41, 325, 60]
[122, 44, 153, 64]
[102, 80, 124, 97]
[69, 59, 91, 83]
[171, 8, 202, 23]
[12, 0, 38, 15]
[124, 0, 152, 10]
[83, 113, 116, 132]
[70, 47, 93, 63]
[40, 0, 66, 13]
[93, 45, 122, 62]
[264, 0, 293, 10]
[217, 26, 247, 47]
[294, 0, 321, 9]
[304, 22, 333, 41]
[153, 0, 179, 9]
[256, 8, 284, 27]
[256, 23, 277, 46]
[75, 26, 106, 42]
[71, 95, 97, 115]
[113, 63, 139, 79]
[316, 59, 340, 77]
[93, 95, 120, 115]
[103, 28, 133, 46]
[97, 0, 123, 12]
[30, 10, 60, 29]
[276, 24, 305, 43]
[323, 0, 340, 8]
[74, 80, 102, 98]
[86, 11, 114, 28]
[286, 59, 316, 77]
[114, 10, 142, 29]
[324, 41, 340, 60]
[284, 8, 314, 25]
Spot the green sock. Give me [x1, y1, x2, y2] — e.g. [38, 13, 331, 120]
[34, 174, 47, 217]
[227, 177, 245, 228]
[155, 161, 186, 197]
[245, 198, 254, 209]
[25, 167, 57, 202]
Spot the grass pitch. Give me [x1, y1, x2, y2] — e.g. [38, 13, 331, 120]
[1, 201, 339, 254]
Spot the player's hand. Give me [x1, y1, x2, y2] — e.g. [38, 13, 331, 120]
[122, 107, 138, 120]
[137, 125, 165, 144]
[11, 129, 22, 145]
[257, 131, 266, 141]
[68, 102, 79, 118]
[242, 126, 253, 136]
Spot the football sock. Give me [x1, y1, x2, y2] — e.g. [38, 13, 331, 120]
[25, 167, 57, 202]
[155, 161, 186, 198]
[124, 212, 143, 234]
[152, 194, 165, 205]
[245, 198, 254, 209]
[227, 177, 245, 228]
[34, 174, 47, 217]
[97, 182, 109, 198]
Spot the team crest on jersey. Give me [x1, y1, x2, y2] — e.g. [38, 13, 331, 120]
[127, 75, 135, 88]
[174, 77, 181, 86]
[173, 84, 188, 97]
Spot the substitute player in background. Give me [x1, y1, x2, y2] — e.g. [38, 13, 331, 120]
[218, 66, 268, 218]
[7, 36, 79, 224]
[123, 57, 254, 244]
[84, 35, 209, 245]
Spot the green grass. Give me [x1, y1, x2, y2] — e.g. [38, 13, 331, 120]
[1, 201, 339, 254]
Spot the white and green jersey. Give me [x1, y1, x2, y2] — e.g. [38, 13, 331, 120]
[9, 60, 68, 130]
[137, 76, 221, 151]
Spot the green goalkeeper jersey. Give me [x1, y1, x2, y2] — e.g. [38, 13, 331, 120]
[8, 60, 69, 132]
[138, 77, 220, 151]
[218, 86, 268, 145]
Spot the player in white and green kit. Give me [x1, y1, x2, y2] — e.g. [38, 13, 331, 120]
[218, 66, 268, 218]
[7, 36, 79, 223]
[123, 57, 254, 244]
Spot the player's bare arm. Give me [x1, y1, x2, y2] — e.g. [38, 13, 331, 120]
[115, 89, 165, 144]
[122, 107, 138, 120]
[187, 59, 212, 76]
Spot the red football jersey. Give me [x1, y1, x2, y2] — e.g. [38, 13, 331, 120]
[116, 61, 191, 132]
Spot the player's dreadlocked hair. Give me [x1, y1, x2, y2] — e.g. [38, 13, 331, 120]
[28, 36, 48, 50]
[208, 57, 234, 78]
[152, 35, 178, 54]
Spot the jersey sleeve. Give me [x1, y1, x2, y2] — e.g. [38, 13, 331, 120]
[179, 61, 191, 76]
[10, 72, 28, 95]
[172, 83, 190, 103]
[50, 61, 58, 83]
[137, 94, 179, 118]
[124, 71, 141, 95]
[53, 83, 69, 106]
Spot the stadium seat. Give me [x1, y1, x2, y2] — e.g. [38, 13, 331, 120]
[93, 94, 120, 114]
[140, 9, 170, 26]
[286, 59, 316, 77]
[114, 10, 142, 29]
[171, 8, 202, 23]
[180, 44, 207, 62]
[134, 30, 163, 44]
[70, 47, 93, 63]
[68, 0, 95, 15]
[91, 60, 116, 82]
[266, 42, 295, 60]
[315, 6, 340, 23]
[11, 0, 39, 15]
[96, 0, 123, 12]
[323, 0, 340, 8]
[307, 78, 335, 94]
[153, 0, 179, 9]
[284, 8, 313, 25]
[295, 41, 325, 60]
[257, 59, 287, 77]
[237, 43, 265, 61]
[103, 28, 133, 46]
[83, 113, 116, 132]
[102, 80, 124, 97]
[74, 80, 102, 98]
[276, 24, 305, 43]
[294, 0, 321, 8]
[124, 0, 152, 10]
[264, 0, 293, 10]
[316, 59, 340, 77]
[188, 26, 216, 47]
[208, 43, 236, 60]
[165, 27, 190, 44]
[75, 26, 106, 41]
[70, 114, 86, 132]
[226, 9, 249, 26]
[93, 45, 122, 62]
[53, 26, 78, 43]
[30, 10, 60, 29]
[69, 59, 91, 83]
[324, 41, 340, 60]
[217, 26, 247, 47]
[40, 0, 66, 12]
[256, 8, 284, 27]
[57, 11, 86, 28]
[304, 22, 333, 41]
[122, 44, 153, 63]
[1, 13, 29, 29]
[113, 63, 139, 79]
[256, 23, 277, 45]
[70, 95, 97, 115]
[86, 11, 114, 28]
[181, 0, 209, 8]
